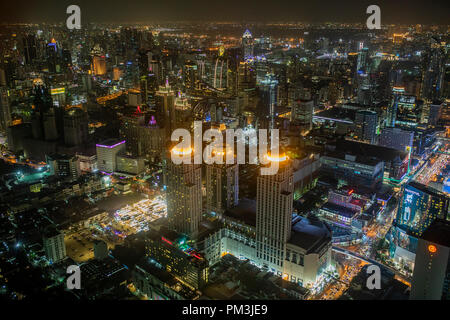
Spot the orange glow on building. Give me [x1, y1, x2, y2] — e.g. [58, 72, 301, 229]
[171, 146, 193, 156]
[266, 152, 288, 162]
[428, 244, 437, 253]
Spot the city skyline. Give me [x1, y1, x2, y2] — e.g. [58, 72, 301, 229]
[0, 0, 449, 305]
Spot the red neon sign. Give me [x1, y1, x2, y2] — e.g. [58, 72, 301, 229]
[161, 237, 172, 245]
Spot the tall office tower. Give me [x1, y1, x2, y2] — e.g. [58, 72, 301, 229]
[390, 181, 450, 271]
[410, 219, 450, 300]
[139, 76, 148, 105]
[421, 39, 445, 102]
[46, 40, 59, 73]
[354, 110, 378, 144]
[184, 60, 198, 90]
[120, 114, 165, 160]
[0, 86, 11, 133]
[290, 99, 314, 135]
[237, 61, 256, 93]
[164, 146, 202, 237]
[387, 86, 405, 127]
[379, 127, 414, 152]
[259, 74, 278, 129]
[242, 29, 254, 60]
[138, 50, 151, 77]
[149, 57, 163, 85]
[50, 87, 66, 107]
[396, 181, 449, 238]
[256, 152, 294, 273]
[93, 55, 107, 76]
[357, 47, 368, 73]
[155, 79, 176, 136]
[63, 108, 88, 147]
[213, 50, 229, 90]
[42, 108, 59, 141]
[423, 103, 443, 127]
[22, 34, 37, 65]
[206, 146, 239, 216]
[96, 139, 126, 173]
[43, 227, 66, 264]
[61, 49, 72, 72]
[31, 85, 54, 140]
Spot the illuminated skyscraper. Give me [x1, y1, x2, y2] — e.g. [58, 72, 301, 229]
[93, 55, 107, 76]
[410, 219, 450, 300]
[213, 49, 228, 90]
[43, 227, 66, 264]
[379, 127, 414, 152]
[256, 152, 293, 273]
[96, 139, 126, 173]
[390, 181, 449, 272]
[0, 86, 11, 133]
[421, 39, 445, 101]
[242, 29, 254, 60]
[259, 74, 278, 129]
[291, 99, 314, 135]
[396, 181, 449, 238]
[164, 146, 202, 236]
[155, 79, 176, 136]
[63, 108, 88, 147]
[387, 86, 405, 127]
[184, 60, 198, 90]
[206, 145, 239, 216]
[354, 110, 378, 144]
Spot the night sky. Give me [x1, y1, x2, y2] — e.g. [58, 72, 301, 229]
[0, 0, 448, 24]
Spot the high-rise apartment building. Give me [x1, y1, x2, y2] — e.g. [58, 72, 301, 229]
[206, 146, 239, 216]
[256, 152, 293, 273]
[164, 146, 202, 237]
[291, 99, 314, 135]
[43, 227, 66, 264]
[354, 110, 378, 144]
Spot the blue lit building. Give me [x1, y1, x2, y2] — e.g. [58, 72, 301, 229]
[390, 181, 449, 273]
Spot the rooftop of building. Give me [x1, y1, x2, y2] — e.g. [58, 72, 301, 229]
[420, 219, 450, 248]
[96, 139, 126, 148]
[326, 139, 408, 163]
[46, 153, 76, 161]
[288, 215, 332, 253]
[42, 225, 62, 238]
[407, 181, 448, 199]
[223, 198, 257, 227]
[134, 258, 198, 299]
[313, 107, 357, 123]
[321, 202, 360, 218]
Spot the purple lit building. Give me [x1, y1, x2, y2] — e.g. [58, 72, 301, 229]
[96, 139, 126, 173]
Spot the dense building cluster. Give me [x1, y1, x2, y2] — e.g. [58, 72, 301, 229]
[0, 21, 448, 301]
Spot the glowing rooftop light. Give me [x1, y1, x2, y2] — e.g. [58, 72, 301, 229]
[171, 147, 193, 155]
[96, 140, 126, 149]
[266, 152, 288, 162]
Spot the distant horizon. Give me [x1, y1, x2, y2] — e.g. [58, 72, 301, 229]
[0, 0, 448, 25]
